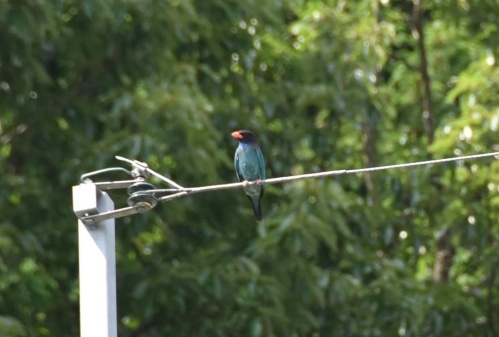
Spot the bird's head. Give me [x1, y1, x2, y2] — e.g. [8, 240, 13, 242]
[231, 130, 257, 144]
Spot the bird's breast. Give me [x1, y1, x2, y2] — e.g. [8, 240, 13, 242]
[238, 147, 261, 180]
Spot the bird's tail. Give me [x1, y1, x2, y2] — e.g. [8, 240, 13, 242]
[248, 196, 263, 222]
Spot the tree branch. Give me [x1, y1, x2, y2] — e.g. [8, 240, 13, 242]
[413, 0, 434, 144]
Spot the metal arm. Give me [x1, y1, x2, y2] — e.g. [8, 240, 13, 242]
[73, 164, 158, 225]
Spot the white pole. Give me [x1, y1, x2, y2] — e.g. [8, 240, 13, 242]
[73, 184, 117, 337]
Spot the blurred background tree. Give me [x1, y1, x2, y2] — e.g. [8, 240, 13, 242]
[0, 0, 498, 336]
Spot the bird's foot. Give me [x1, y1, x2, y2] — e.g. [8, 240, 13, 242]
[255, 179, 263, 185]
[242, 180, 250, 187]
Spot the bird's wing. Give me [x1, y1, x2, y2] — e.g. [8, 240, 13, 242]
[256, 147, 266, 180]
[234, 148, 244, 182]
[256, 146, 265, 198]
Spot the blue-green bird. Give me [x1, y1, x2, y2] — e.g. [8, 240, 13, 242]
[232, 130, 266, 221]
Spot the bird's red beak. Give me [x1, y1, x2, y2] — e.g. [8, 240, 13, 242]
[231, 131, 243, 139]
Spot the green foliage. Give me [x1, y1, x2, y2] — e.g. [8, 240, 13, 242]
[1, 0, 498, 336]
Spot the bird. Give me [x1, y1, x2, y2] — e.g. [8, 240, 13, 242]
[231, 130, 266, 221]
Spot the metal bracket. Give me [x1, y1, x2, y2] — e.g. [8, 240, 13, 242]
[73, 166, 158, 225]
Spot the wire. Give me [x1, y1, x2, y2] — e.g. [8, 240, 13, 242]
[80, 167, 132, 183]
[115, 155, 184, 189]
[131, 151, 499, 203]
